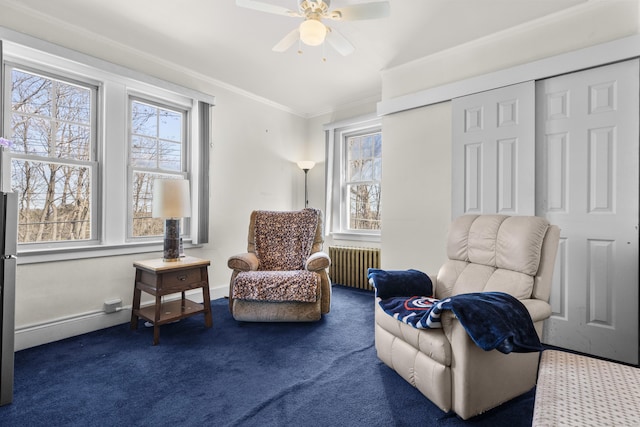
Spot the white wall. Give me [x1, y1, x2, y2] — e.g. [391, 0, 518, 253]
[379, 1, 640, 274]
[381, 103, 451, 275]
[208, 86, 307, 288]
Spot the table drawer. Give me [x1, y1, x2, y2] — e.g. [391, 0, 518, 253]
[160, 267, 203, 291]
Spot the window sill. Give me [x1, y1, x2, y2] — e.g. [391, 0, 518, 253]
[16, 241, 201, 265]
[331, 232, 381, 243]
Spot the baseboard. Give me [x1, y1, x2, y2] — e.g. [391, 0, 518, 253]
[14, 310, 132, 351]
[14, 284, 228, 351]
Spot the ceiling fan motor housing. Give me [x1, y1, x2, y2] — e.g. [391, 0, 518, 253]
[298, 0, 330, 16]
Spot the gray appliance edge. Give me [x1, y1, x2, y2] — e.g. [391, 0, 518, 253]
[0, 191, 17, 406]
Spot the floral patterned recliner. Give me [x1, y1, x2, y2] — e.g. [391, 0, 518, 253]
[227, 208, 331, 322]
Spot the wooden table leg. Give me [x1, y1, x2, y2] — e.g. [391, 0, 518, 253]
[130, 270, 142, 330]
[202, 284, 213, 328]
[153, 294, 162, 345]
[201, 266, 213, 328]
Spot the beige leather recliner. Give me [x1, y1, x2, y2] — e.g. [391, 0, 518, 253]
[374, 215, 560, 420]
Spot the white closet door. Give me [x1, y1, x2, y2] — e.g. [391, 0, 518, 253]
[452, 81, 535, 218]
[537, 59, 639, 365]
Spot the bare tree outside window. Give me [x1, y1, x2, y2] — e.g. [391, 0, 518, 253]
[7, 69, 94, 243]
[346, 131, 382, 230]
[129, 100, 185, 238]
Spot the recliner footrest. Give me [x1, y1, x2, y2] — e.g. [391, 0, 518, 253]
[233, 270, 319, 302]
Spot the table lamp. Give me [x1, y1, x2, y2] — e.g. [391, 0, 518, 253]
[152, 178, 191, 262]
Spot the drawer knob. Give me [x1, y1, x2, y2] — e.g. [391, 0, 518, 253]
[177, 274, 187, 281]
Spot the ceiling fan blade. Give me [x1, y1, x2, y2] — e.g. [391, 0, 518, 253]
[236, 0, 299, 17]
[326, 28, 355, 56]
[272, 28, 300, 52]
[329, 1, 390, 21]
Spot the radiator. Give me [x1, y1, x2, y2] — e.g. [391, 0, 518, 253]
[328, 246, 381, 291]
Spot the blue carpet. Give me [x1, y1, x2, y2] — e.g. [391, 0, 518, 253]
[0, 285, 534, 426]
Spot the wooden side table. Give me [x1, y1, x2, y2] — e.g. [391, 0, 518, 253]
[130, 256, 212, 345]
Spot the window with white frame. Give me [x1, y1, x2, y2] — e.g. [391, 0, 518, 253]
[1, 41, 212, 261]
[3, 65, 98, 244]
[325, 115, 382, 241]
[128, 98, 188, 239]
[345, 129, 382, 230]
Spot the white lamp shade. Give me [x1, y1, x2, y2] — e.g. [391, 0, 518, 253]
[152, 179, 191, 218]
[297, 160, 316, 171]
[299, 19, 326, 46]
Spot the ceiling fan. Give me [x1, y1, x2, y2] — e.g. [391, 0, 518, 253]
[236, 0, 390, 56]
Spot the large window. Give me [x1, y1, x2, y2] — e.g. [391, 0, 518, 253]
[325, 115, 382, 241]
[1, 42, 213, 261]
[129, 99, 187, 239]
[4, 66, 97, 244]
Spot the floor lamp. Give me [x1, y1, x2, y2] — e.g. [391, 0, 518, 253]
[152, 178, 191, 261]
[297, 161, 315, 208]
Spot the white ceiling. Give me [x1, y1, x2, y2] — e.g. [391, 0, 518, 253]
[0, 0, 589, 116]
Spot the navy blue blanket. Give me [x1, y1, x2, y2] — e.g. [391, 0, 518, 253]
[367, 268, 433, 299]
[379, 292, 542, 354]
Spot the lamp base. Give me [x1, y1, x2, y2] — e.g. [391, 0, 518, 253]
[163, 218, 181, 262]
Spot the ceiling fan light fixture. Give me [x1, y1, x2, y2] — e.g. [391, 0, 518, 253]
[299, 19, 326, 46]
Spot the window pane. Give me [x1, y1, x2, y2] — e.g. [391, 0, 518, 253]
[8, 68, 95, 244]
[129, 99, 186, 240]
[131, 172, 184, 238]
[131, 171, 164, 237]
[12, 70, 52, 116]
[348, 183, 381, 230]
[11, 159, 92, 243]
[131, 102, 158, 136]
[347, 131, 381, 184]
[130, 135, 158, 168]
[343, 128, 382, 232]
[373, 158, 382, 180]
[348, 138, 362, 160]
[55, 84, 91, 123]
[374, 134, 382, 157]
[361, 159, 373, 181]
[11, 113, 50, 156]
[130, 100, 183, 172]
[349, 159, 362, 181]
[159, 110, 182, 142]
[55, 123, 91, 161]
[362, 135, 373, 157]
[158, 140, 181, 171]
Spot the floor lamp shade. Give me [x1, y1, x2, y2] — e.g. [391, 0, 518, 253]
[152, 179, 191, 261]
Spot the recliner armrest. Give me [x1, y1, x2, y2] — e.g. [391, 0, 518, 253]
[441, 298, 551, 343]
[519, 298, 552, 323]
[228, 252, 259, 272]
[306, 251, 331, 271]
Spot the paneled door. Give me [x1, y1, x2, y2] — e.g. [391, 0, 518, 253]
[536, 59, 639, 365]
[452, 81, 535, 218]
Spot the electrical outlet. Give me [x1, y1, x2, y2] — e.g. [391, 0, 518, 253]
[104, 298, 122, 314]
